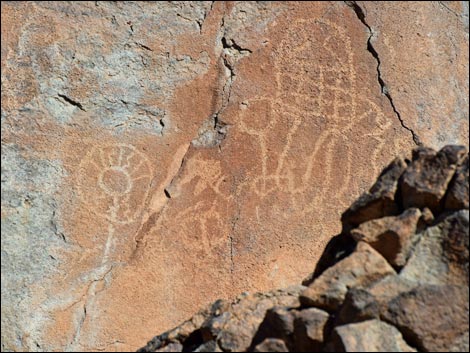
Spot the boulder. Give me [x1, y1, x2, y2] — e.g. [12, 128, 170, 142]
[336, 288, 380, 325]
[401, 146, 467, 212]
[350, 208, 422, 267]
[382, 284, 469, 352]
[445, 155, 470, 210]
[330, 319, 416, 352]
[253, 339, 288, 352]
[341, 157, 407, 230]
[300, 242, 395, 311]
[292, 308, 330, 352]
[400, 210, 469, 286]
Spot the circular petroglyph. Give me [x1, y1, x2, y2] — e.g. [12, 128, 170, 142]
[78, 144, 153, 224]
[99, 167, 132, 196]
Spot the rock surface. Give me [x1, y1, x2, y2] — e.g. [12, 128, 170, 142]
[330, 320, 416, 352]
[139, 145, 469, 352]
[350, 208, 422, 267]
[299, 241, 395, 310]
[1, 1, 469, 351]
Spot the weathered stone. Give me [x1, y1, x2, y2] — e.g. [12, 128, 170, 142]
[341, 157, 408, 230]
[2, 1, 468, 350]
[251, 306, 295, 347]
[417, 207, 435, 231]
[400, 210, 469, 286]
[214, 289, 302, 352]
[138, 144, 470, 353]
[253, 338, 289, 352]
[139, 287, 302, 353]
[300, 242, 395, 311]
[337, 288, 380, 325]
[357, 1, 469, 148]
[303, 232, 357, 285]
[367, 275, 418, 314]
[382, 285, 469, 352]
[194, 341, 222, 353]
[330, 319, 416, 352]
[350, 208, 422, 267]
[155, 343, 184, 352]
[445, 155, 469, 210]
[401, 145, 468, 212]
[292, 308, 329, 352]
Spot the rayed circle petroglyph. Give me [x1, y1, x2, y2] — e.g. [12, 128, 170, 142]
[78, 144, 153, 225]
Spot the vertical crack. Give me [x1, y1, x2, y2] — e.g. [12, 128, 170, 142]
[345, 1, 422, 146]
[229, 209, 240, 280]
[214, 5, 252, 283]
[67, 264, 116, 351]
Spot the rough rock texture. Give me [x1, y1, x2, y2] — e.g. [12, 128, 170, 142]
[350, 208, 422, 267]
[139, 145, 469, 352]
[1, 1, 468, 351]
[330, 320, 416, 352]
[357, 1, 469, 147]
[299, 242, 395, 310]
[401, 145, 467, 212]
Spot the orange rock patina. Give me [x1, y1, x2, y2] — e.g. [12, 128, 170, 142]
[1, 1, 468, 351]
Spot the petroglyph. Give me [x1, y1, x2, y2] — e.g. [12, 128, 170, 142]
[67, 144, 153, 350]
[163, 157, 234, 256]
[239, 19, 393, 211]
[78, 144, 152, 225]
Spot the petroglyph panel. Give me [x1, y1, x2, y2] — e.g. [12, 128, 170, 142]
[239, 18, 395, 214]
[1, 1, 467, 352]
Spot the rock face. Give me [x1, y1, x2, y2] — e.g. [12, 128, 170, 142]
[1, 2, 468, 352]
[139, 145, 469, 352]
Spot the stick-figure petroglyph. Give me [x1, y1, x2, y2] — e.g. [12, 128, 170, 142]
[239, 18, 394, 212]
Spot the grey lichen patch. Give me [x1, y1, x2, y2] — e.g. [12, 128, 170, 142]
[192, 116, 229, 148]
[1, 144, 68, 351]
[101, 100, 167, 136]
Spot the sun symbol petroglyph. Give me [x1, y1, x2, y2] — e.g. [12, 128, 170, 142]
[78, 144, 153, 225]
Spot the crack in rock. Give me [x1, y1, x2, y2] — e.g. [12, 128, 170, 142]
[345, 1, 422, 146]
[57, 94, 86, 112]
[67, 264, 116, 351]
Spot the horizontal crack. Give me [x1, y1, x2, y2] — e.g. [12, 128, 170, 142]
[58, 94, 86, 111]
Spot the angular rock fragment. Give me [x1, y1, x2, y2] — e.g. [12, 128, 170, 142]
[155, 343, 184, 352]
[336, 288, 380, 325]
[401, 145, 467, 212]
[330, 319, 416, 352]
[252, 306, 295, 346]
[400, 210, 469, 286]
[382, 284, 469, 352]
[204, 288, 302, 352]
[350, 208, 422, 267]
[194, 341, 222, 352]
[445, 155, 469, 210]
[341, 157, 408, 230]
[303, 232, 357, 285]
[253, 338, 288, 352]
[216, 298, 293, 352]
[366, 275, 418, 313]
[417, 207, 434, 231]
[292, 308, 329, 352]
[300, 242, 395, 311]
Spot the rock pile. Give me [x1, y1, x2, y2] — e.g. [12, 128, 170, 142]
[138, 145, 469, 352]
